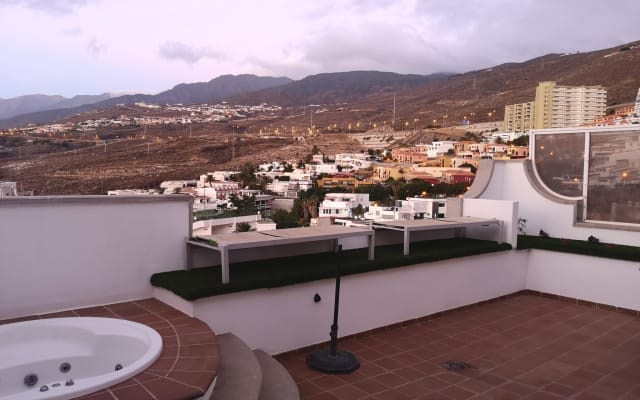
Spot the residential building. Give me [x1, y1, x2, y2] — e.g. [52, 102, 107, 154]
[306, 163, 339, 176]
[334, 153, 372, 170]
[200, 181, 241, 200]
[199, 171, 238, 184]
[533, 81, 607, 128]
[316, 174, 364, 190]
[503, 101, 535, 132]
[238, 189, 274, 216]
[365, 197, 446, 221]
[635, 87, 640, 115]
[373, 164, 405, 182]
[318, 193, 370, 218]
[0, 182, 18, 197]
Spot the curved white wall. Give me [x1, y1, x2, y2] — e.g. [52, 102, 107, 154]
[474, 160, 640, 246]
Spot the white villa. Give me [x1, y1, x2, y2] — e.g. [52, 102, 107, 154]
[318, 193, 370, 218]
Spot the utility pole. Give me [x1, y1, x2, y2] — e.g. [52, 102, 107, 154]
[392, 94, 396, 129]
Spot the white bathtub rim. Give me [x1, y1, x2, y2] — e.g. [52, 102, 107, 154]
[0, 317, 163, 400]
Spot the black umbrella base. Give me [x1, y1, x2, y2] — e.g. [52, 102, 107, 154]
[306, 349, 360, 374]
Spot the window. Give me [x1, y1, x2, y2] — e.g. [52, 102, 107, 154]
[533, 127, 640, 225]
[533, 132, 584, 198]
[587, 131, 640, 223]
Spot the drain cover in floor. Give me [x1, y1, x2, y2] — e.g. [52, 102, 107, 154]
[441, 360, 472, 371]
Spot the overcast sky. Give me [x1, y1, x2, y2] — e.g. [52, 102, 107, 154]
[1, 0, 638, 98]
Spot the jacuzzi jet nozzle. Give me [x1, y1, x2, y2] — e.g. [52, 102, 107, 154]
[23, 374, 38, 387]
[60, 362, 71, 373]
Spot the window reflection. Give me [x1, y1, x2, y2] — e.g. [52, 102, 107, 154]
[534, 133, 584, 198]
[587, 132, 640, 223]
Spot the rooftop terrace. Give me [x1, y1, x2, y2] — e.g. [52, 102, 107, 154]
[279, 292, 640, 400]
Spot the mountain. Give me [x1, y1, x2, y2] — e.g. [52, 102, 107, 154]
[331, 40, 640, 126]
[0, 93, 116, 120]
[0, 94, 65, 119]
[228, 71, 450, 106]
[0, 74, 292, 129]
[151, 74, 293, 104]
[3, 40, 640, 130]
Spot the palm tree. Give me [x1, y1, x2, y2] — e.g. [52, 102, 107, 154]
[235, 222, 255, 232]
[204, 174, 214, 204]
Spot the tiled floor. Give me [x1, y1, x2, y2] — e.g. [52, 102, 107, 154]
[277, 293, 640, 400]
[1, 299, 219, 400]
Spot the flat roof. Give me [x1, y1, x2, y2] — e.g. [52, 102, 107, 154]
[372, 216, 502, 256]
[196, 225, 374, 250]
[188, 225, 375, 284]
[372, 216, 499, 232]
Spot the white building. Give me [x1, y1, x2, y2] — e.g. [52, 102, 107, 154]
[306, 163, 339, 176]
[365, 198, 447, 221]
[334, 154, 372, 170]
[199, 171, 239, 185]
[635, 87, 640, 116]
[160, 180, 198, 194]
[0, 182, 18, 197]
[422, 141, 455, 158]
[319, 193, 370, 218]
[107, 189, 161, 195]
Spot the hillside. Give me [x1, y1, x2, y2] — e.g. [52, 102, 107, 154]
[0, 75, 292, 129]
[228, 71, 450, 106]
[2, 40, 640, 195]
[0, 93, 118, 120]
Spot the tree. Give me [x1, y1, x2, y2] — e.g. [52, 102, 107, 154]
[271, 209, 299, 229]
[204, 174, 214, 202]
[234, 163, 257, 189]
[351, 204, 365, 219]
[459, 162, 477, 174]
[509, 135, 529, 147]
[235, 222, 255, 232]
[447, 148, 456, 157]
[495, 136, 505, 144]
[228, 193, 257, 215]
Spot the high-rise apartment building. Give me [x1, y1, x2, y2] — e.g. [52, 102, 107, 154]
[533, 81, 607, 129]
[503, 101, 535, 132]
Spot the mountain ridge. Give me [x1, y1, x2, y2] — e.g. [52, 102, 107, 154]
[0, 74, 293, 129]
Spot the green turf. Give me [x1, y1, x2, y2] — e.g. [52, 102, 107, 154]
[517, 235, 640, 262]
[150, 238, 512, 300]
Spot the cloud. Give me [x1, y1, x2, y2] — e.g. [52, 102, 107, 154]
[3, 0, 92, 15]
[87, 37, 107, 54]
[62, 26, 83, 37]
[158, 41, 223, 65]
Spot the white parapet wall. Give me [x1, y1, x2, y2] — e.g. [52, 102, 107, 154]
[463, 198, 518, 247]
[156, 250, 528, 355]
[525, 249, 640, 311]
[0, 196, 192, 319]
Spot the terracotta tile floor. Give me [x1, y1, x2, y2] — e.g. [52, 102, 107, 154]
[277, 293, 640, 400]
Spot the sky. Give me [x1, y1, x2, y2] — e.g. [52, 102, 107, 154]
[1, 0, 639, 98]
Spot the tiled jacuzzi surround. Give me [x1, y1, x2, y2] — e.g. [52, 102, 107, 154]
[0, 299, 219, 400]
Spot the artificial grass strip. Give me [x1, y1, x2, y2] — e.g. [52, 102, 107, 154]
[151, 238, 512, 300]
[517, 235, 640, 262]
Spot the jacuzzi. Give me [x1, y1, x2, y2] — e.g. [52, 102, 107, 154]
[0, 317, 163, 400]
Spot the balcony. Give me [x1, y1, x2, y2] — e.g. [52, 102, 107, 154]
[1, 155, 640, 399]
